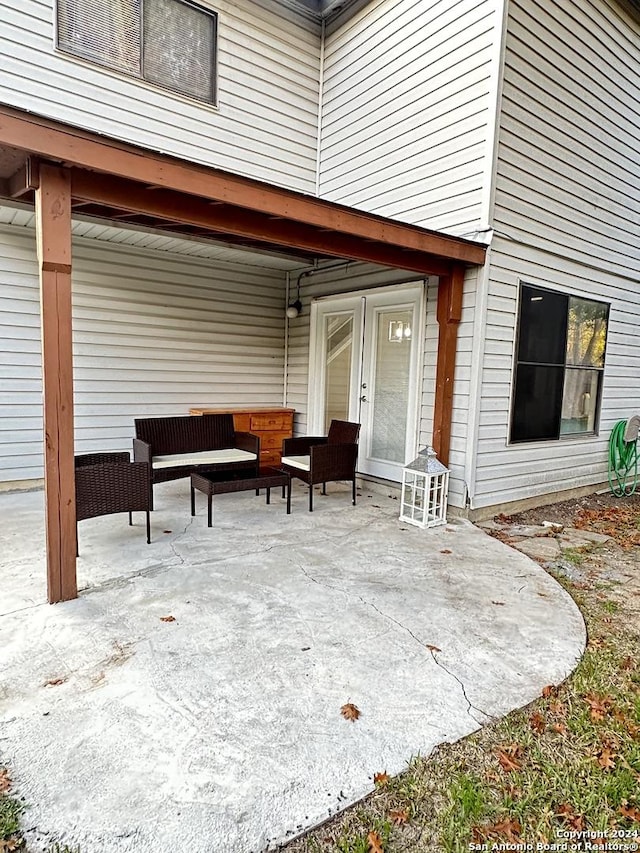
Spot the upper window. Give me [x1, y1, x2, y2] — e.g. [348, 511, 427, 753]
[510, 284, 609, 443]
[57, 0, 217, 105]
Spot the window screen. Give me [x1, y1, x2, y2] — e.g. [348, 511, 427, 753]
[57, 0, 217, 104]
[143, 0, 215, 102]
[58, 0, 141, 74]
[510, 284, 609, 443]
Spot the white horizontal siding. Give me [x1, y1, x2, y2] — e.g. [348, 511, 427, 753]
[0, 230, 42, 482]
[469, 236, 640, 510]
[0, 224, 288, 483]
[0, 0, 320, 192]
[467, 0, 640, 510]
[493, 0, 640, 276]
[318, 0, 501, 235]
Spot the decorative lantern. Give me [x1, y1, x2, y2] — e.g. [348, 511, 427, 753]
[399, 447, 450, 528]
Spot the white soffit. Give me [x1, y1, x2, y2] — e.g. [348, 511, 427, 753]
[0, 202, 306, 271]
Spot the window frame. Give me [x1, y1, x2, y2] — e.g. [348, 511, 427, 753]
[509, 282, 610, 445]
[55, 0, 219, 107]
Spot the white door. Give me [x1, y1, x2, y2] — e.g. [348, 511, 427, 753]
[309, 284, 423, 482]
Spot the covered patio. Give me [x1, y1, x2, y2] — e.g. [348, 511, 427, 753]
[0, 104, 486, 605]
[0, 479, 584, 852]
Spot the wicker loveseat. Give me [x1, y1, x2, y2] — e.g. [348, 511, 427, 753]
[133, 414, 259, 495]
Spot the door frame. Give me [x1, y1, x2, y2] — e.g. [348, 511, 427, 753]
[307, 282, 426, 480]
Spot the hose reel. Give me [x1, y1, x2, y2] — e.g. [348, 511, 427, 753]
[608, 418, 640, 497]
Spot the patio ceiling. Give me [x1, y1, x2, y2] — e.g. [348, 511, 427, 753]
[0, 201, 312, 271]
[0, 104, 487, 606]
[0, 105, 486, 277]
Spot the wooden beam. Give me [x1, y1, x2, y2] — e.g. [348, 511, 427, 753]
[432, 263, 465, 467]
[0, 105, 487, 267]
[69, 170, 453, 276]
[8, 157, 39, 198]
[35, 163, 77, 604]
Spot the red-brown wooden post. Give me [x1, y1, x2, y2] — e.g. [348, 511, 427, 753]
[432, 263, 465, 468]
[35, 163, 77, 603]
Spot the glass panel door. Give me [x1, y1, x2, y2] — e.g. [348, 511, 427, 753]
[370, 308, 413, 463]
[308, 297, 363, 434]
[308, 285, 422, 482]
[360, 289, 421, 481]
[323, 313, 355, 431]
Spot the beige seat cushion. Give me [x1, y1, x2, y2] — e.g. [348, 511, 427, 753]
[152, 449, 257, 470]
[281, 455, 310, 472]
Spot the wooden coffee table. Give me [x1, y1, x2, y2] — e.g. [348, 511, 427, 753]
[190, 467, 291, 527]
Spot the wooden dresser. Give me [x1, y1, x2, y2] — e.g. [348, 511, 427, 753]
[189, 406, 295, 466]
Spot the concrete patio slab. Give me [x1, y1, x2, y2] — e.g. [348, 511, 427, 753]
[0, 481, 585, 852]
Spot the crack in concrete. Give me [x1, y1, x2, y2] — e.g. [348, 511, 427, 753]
[296, 560, 493, 726]
[426, 649, 494, 726]
[361, 595, 494, 726]
[167, 515, 197, 567]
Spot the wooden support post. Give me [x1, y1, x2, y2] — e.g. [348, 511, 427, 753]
[432, 264, 465, 468]
[35, 163, 77, 603]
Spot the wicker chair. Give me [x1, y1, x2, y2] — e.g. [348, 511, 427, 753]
[75, 452, 152, 550]
[280, 420, 361, 511]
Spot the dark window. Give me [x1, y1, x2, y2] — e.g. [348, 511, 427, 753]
[57, 0, 217, 105]
[510, 284, 609, 443]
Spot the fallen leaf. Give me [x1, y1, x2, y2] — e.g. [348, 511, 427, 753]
[373, 771, 390, 786]
[367, 830, 384, 853]
[389, 807, 409, 825]
[440, 549, 452, 554]
[496, 744, 522, 773]
[472, 816, 522, 843]
[43, 676, 67, 687]
[589, 636, 607, 649]
[160, 615, 176, 623]
[0, 838, 22, 852]
[584, 692, 612, 721]
[425, 644, 441, 653]
[549, 699, 566, 715]
[542, 684, 557, 698]
[529, 711, 545, 733]
[340, 702, 360, 722]
[0, 768, 10, 793]
[596, 747, 616, 771]
[163, 529, 172, 533]
[626, 721, 640, 739]
[492, 601, 505, 606]
[619, 801, 640, 822]
[552, 722, 568, 735]
[620, 656, 634, 671]
[556, 803, 585, 831]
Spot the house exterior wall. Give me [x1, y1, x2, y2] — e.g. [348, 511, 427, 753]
[318, 0, 504, 237]
[0, 0, 321, 193]
[0, 221, 287, 484]
[467, 0, 640, 511]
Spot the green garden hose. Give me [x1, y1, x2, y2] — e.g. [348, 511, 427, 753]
[608, 419, 639, 497]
